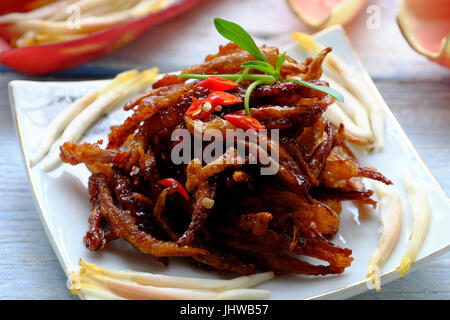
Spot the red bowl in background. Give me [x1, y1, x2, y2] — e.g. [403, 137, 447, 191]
[0, 0, 204, 75]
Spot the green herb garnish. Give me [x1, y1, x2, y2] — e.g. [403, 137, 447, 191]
[288, 78, 344, 102]
[214, 18, 267, 63]
[180, 18, 344, 116]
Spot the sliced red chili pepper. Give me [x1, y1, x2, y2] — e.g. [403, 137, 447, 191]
[197, 76, 238, 91]
[186, 92, 241, 120]
[158, 178, 190, 201]
[224, 114, 266, 131]
[208, 91, 242, 105]
[186, 97, 215, 120]
[186, 97, 212, 120]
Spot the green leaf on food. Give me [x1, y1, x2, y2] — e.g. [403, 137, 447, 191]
[241, 61, 276, 75]
[214, 18, 267, 62]
[288, 78, 344, 102]
[179, 73, 275, 81]
[276, 52, 286, 74]
[182, 18, 344, 107]
[179, 74, 344, 103]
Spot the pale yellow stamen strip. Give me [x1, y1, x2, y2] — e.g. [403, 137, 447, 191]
[396, 169, 430, 277]
[366, 182, 403, 291]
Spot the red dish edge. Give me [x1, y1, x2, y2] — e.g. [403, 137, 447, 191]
[0, 0, 204, 75]
[0, 0, 56, 16]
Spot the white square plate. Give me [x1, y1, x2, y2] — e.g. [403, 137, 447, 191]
[9, 26, 450, 300]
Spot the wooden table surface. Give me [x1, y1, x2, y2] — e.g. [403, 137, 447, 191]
[0, 0, 449, 300]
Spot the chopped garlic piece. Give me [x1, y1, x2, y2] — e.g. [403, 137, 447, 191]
[396, 170, 430, 277]
[202, 197, 215, 209]
[202, 101, 212, 112]
[366, 182, 402, 291]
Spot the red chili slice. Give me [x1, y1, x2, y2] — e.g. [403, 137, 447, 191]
[186, 92, 242, 120]
[197, 76, 239, 91]
[224, 114, 266, 131]
[158, 178, 190, 201]
[208, 91, 242, 105]
[186, 97, 213, 120]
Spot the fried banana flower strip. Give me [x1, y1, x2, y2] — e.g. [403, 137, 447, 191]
[108, 82, 197, 149]
[285, 76, 367, 142]
[91, 174, 208, 257]
[240, 212, 273, 236]
[220, 235, 343, 276]
[185, 148, 244, 192]
[151, 184, 180, 241]
[84, 198, 112, 251]
[320, 157, 392, 189]
[42, 67, 159, 171]
[191, 250, 256, 275]
[311, 187, 375, 203]
[273, 228, 352, 270]
[29, 69, 137, 167]
[367, 182, 403, 291]
[231, 105, 322, 122]
[396, 170, 430, 278]
[177, 178, 219, 246]
[60, 142, 118, 166]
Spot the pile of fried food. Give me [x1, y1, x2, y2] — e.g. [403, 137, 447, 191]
[59, 42, 392, 277]
[0, 0, 170, 47]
